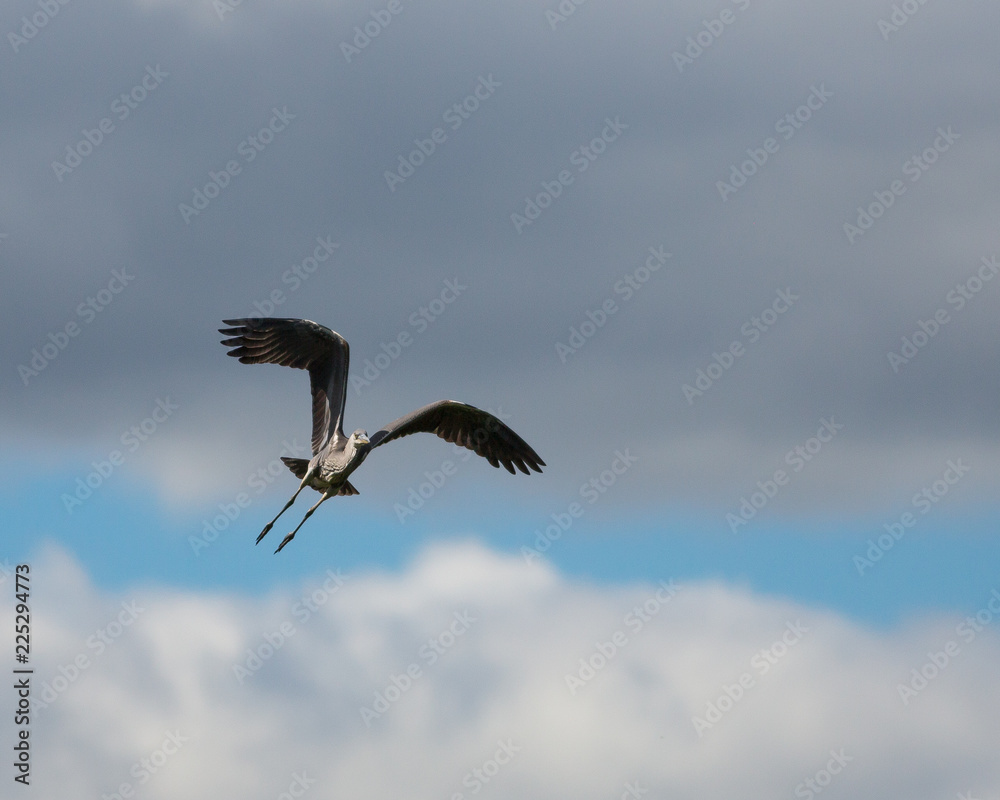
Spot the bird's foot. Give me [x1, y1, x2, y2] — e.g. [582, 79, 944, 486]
[274, 531, 295, 554]
[256, 523, 273, 545]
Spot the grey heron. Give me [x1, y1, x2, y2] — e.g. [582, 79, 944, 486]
[219, 317, 545, 552]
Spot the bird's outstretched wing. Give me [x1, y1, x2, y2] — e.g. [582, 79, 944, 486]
[369, 400, 545, 474]
[219, 318, 349, 455]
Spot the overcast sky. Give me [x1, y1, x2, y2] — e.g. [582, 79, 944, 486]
[2, 0, 999, 796]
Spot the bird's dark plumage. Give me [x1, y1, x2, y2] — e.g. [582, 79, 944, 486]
[370, 400, 544, 475]
[220, 317, 349, 455]
[218, 317, 545, 552]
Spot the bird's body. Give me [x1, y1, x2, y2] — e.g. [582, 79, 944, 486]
[219, 317, 544, 552]
[312, 454, 361, 489]
[309, 441, 366, 490]
[292, 454, 362, 494]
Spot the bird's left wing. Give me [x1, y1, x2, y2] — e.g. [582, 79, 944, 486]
[219, 318, 349, 455]
[369, 400, 545, 474]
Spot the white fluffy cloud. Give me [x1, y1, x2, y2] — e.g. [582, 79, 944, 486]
[5, 541, 1000, 799]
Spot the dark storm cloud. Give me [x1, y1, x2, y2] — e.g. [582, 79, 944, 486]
[2, 0, 999, 511]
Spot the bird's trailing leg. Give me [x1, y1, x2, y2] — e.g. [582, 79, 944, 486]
[274, 488, 335, 553]
[256, 471, 315, 545]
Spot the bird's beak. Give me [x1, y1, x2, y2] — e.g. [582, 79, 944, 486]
[357, 434, 369, 446]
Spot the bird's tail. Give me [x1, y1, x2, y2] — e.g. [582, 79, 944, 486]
[280, 457, 310, 479]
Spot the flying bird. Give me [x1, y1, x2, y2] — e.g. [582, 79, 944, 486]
[219, 318, 545, 552]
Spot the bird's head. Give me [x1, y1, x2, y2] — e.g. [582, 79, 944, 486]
[349, 429, 370, 452]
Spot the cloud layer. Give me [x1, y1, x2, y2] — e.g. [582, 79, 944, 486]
[3, 0, 1000, 516]
[6, 541, 999, 798]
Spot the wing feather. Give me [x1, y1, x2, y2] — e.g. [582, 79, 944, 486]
[369, 400, 545, 474]
[219, 318, 349, 455]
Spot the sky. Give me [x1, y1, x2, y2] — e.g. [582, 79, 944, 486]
[1, 0, 999, 797]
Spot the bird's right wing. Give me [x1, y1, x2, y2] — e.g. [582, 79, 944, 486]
[369, 400, 545, 474]
[219, 318, 350, 455]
